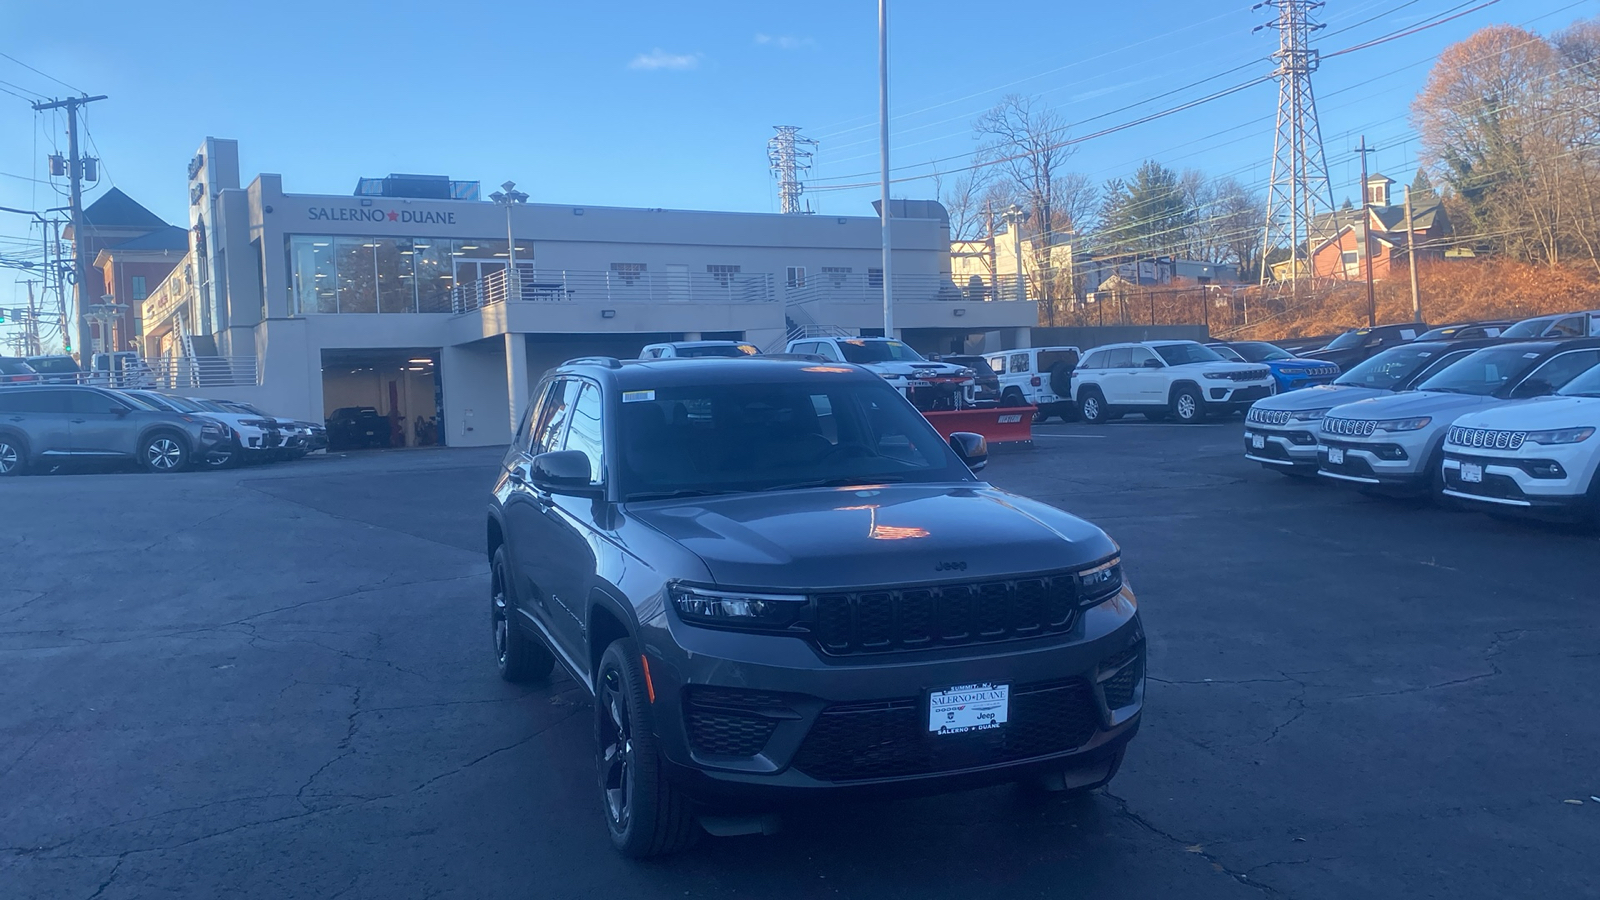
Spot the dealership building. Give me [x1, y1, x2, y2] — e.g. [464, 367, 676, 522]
[138, 138, 1036, 447]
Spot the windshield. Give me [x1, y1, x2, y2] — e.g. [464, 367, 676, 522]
[188, 398, 231, 413]
[159, 395, 206, 413]
[1560, 365, 1600, 397]
[27, 357, 77, 374]
[1153, 343, 1225, 366]
[1322, 329, 1369, 351]
[617, 378, 972, 498]
[836, 339, 925, 364]
[1500, 317, 1552, 339]
[1334, 346, 1448, 390]
[1416, 346, 1547, 396]
[1233, 342, 1293, 362]
[0, 360, 36, 375]
[120, 393, 164, 411]
[678, 344, 759, 358]
[1210, 346, 1245, 362]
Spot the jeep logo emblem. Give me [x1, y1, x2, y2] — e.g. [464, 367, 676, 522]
[935, 561, 968, 572]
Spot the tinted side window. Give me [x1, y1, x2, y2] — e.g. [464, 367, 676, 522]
[1009, 353, 1030, 374]
[1128, 348, 1160, 368]
[534, 379, 579, 455]
[1079, 351, 1103, 369]
[1527, 349, 1600, 389]
[69, 391, 130, 415]
[1550, 316, 1586, 338]
[1, 390, 71, 413]
[559, 383, 605, 485]
[1104, 349, 1134, 369]
[816, 343, 842, 362]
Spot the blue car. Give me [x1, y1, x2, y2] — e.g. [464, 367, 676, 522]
[1207, 341, 1340, 393]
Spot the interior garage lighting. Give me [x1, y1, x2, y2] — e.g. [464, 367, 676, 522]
[408, 358, 432, 364]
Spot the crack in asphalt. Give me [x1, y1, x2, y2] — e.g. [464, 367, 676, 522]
[83, 852, 127, 900]
[0, 590, 49, 619]
[0, 723, 58, 783]
[407, 709, 584, 796]
[1336, 629, 1527, 702]
[138, 501, 248, 553]
[296, 686, 364, 809]
[1101, 791, 1286, 898]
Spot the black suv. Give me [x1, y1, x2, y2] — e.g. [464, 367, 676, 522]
[1303, 322, 1430, 370]
[0, 385, 227, 475]
[486, 357, 1144, 856]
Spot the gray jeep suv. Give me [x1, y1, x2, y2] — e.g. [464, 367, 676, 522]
[486, 357, 1145, 856]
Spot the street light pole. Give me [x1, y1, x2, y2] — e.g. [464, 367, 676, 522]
[490, 181, 529, 301]
[878, 0, 894, 338]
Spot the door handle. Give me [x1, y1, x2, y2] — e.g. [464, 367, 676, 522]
[70, 418, 87, 424]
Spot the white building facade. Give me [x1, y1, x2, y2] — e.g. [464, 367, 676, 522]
[141, 138, 1036, 447]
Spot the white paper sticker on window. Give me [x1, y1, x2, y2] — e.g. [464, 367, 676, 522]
[622, 390, 656, 403]
[1524, 353, 1540, 359]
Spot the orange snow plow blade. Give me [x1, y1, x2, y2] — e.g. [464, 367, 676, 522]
[922, 407, 1034, 444]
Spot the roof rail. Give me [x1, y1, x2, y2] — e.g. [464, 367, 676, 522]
[563, 356, 623, 369]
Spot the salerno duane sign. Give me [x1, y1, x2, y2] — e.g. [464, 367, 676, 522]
[306, 206, 457, 225]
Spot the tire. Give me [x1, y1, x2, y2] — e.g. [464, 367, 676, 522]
[1048, 363, 1074, 398]
[1170, 385, 1206, 424]
[492, 548, 554, 683]
[204, 440, 240, 470]
[140, 431, 190, 473]
[1079, 388, 1109, 425]
[1020, 746, 1126, 796]
[1032, 408, 1052, 424]
[596, 638, 701, 857]
[0, 433, 25, 476]
[999, 388, 1027, 409]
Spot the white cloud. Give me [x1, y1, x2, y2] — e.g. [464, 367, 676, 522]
[628, 48, 702, 71]
[754, 33, 814, 50]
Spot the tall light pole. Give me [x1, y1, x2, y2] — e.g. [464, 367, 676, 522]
[878, 0, 894, 337]
[489, 181, 528, 300]
[1004, 205, 1029, 301]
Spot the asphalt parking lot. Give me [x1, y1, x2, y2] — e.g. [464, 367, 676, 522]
[4, 421, 1598, 900]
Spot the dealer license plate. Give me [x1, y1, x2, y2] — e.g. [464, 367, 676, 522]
[1460, 462, 1483, 484]
[1251, 434, 1265, 450]
[1327, 446, 1344, 465]
[929, 683, 1009, 735]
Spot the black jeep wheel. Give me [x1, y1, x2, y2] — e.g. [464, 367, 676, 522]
[492, 548, 554, 683]
[596, 638, 700, 857]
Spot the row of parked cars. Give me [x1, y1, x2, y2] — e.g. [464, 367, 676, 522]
[1242, 310, 1600, 524]
[0, 384, 326, 477]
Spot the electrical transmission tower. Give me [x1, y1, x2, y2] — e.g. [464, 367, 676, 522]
[767, 126, 817, 214]
[1257, 1, 1334, 284]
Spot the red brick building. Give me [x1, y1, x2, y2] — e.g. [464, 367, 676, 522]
[65, 188, 187, 354]
[1306, 175, 1450, 282]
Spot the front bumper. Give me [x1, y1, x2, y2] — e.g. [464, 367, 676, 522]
[1441, 449, 1596, 510]
[1316, 436, 1431, 488]
[1243, 425, 1320, 469]
[642, 592, 1144, 804]
[1204, 382, 1275, 407]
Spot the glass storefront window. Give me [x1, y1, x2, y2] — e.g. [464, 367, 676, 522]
[336, 237, 378, 313]
[289, 236, 337, 313]
[375, 237, 415, 313]
[414, 240, 453, 313]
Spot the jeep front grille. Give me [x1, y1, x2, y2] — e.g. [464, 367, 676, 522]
[1322, 416, 1376, 438]
[1447, 425, 1526, 450]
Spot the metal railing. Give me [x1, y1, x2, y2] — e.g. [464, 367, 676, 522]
[452, 268, 778, 313]
[29, 357, 262, 389]
[786, 272, 1028, 305]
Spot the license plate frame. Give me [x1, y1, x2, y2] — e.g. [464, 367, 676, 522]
[1327, 446, 1345, 465]
[1251, 434, 1266, 450]
[1460, 461, 1483, 484]
[928, 683, 1009, 736]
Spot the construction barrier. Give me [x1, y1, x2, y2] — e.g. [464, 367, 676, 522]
[922, 407, 1036, 444]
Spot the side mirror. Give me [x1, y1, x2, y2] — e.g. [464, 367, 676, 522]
[1512, 378, 1553, 399]
[1142, 359, 1162, 368]
[949, 432, 988, 472]
[530, 450, 602, 496]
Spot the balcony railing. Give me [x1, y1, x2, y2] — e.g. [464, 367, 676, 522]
[45, 356, 262, 389]
[452, 268, 777, 313]
[786, 272, 1028, 305]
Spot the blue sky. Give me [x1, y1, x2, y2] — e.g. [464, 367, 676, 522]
[0, 0, 1593, 320]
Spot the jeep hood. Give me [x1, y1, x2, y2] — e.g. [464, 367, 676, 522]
[1329, 390, 1501, 419]
[627, 483, 1116, 590]
[862, 360, 969, 377]
[1451, 395, 1600, 431]
[1253, 383, 1389, 411]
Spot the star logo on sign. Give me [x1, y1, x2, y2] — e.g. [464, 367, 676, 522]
[387, 211, 399, 221]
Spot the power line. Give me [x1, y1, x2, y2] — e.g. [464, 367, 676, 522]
[0, 51, 82, 94]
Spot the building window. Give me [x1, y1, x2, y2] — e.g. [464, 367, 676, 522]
[706, 264, 741, 287]
[1341, 250, 1358, 264]
[821, 266, 851, 287]
[867, 268, 883, 288]
[786, 266, 806, 289]
[611, 262, 646, 285]
[130, 276, 147, 300]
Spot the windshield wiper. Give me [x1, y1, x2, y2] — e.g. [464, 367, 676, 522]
[624, 489, 736, 501]
[1419, 386, 1470, 394]
[761, 475, 907, 492]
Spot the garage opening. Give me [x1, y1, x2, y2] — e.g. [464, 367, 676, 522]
[320, 348, 444, 450]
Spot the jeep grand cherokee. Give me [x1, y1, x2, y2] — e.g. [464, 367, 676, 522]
[485, 356, 1145, 856]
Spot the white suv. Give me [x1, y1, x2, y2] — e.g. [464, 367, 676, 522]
[1440, 361, 1600, 520]
[785, 336, 976, 411]
[983, 346, 1081, 422]
[1072, 341, 1273, 424]
[1317, 340, 1600, 496]
[638, 340, 760, 359]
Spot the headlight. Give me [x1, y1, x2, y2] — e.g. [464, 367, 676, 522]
[1076, 555, 1124, 606]
[956, 367, 977, 378]
[879, 372, 901, 380]
[912, 368, 939, 379]
[1525, 426, 1595, 445]
[1376, 416, 1432, 432]
[1290, 407, 1332, 422]
[1203, 372, 1232, 380]
[670, 585, 809, 630]
[240, 417, 276, 428]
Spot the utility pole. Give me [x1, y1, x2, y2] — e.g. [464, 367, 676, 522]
[1404, 186, 1422, 324]
[1355, 135, 1376, 327]
[32, 94, 108, 364]
[51, 220, 69, 353]
[878, 0, 894, 338]
[25, 281, 41, 356]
